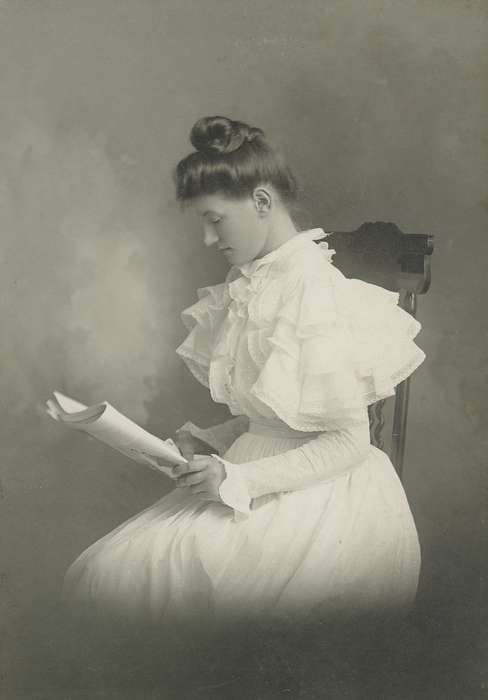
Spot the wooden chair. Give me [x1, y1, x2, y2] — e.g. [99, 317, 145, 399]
[314, 222, 434, 481]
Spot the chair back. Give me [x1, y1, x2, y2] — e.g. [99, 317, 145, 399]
[313, 221, 434, 480]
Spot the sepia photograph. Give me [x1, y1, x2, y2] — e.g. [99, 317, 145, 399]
[1, 1, 486, 698]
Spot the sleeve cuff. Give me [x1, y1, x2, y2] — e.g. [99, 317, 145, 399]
[211, 454, 251, 522]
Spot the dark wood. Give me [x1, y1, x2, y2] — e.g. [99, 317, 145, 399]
[368, 398, 387, 452]
[313, 221, 434, 479]
[316, 221, 434, 293]
[390, 291, 418, 478]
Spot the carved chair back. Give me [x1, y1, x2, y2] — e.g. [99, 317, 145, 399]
[314, 222, 434, 481]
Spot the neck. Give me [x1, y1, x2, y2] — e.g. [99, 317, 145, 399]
[256, 209, 299, 259]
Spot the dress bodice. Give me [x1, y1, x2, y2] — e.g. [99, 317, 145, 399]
[175, 228, 425, 432]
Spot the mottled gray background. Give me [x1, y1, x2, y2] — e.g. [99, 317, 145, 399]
[1, 0, 486, 697]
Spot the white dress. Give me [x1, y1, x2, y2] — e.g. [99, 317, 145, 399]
[63, 228, 425, 631]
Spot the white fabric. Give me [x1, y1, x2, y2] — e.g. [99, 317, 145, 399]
[62, 425, 421, 626]
[214, 413, 371, 521]
[175, 228, 425, 431]
[63, 228, 424, 626]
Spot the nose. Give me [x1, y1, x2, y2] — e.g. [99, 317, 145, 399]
[203, 224, 219, 248]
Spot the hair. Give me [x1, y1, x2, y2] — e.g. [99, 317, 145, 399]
[173, 116, 300, 207]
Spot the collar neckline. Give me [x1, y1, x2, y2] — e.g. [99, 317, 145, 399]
[236, 228, 327, 278]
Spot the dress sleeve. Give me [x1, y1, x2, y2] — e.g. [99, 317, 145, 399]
[214, 408, 371, 521]
[246, 260, 425, 432]
[175, 279, 231, 389]
[176, 415, 250, 456]
[213, 256, 426, 521]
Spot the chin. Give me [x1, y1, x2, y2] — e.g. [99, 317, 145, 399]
[223, 249, 251, 266]
[229, 252, 250, 264]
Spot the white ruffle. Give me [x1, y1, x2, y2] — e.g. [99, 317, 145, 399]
[247, 265, 426, 431]
[175, 281, 231, 388]
[175, 231, 426, 433]
[213, 454, 251, 521]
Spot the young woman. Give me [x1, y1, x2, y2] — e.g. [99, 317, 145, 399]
[63, 116, 425, 636]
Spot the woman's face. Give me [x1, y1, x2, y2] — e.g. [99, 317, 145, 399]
[189, 192, 269, 267]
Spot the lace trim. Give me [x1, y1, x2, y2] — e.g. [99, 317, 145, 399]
[175, 347, 210, 388]
[213, 455, 251, 522]
[176, 233, 426, 433]
[250, 346, 426, 432]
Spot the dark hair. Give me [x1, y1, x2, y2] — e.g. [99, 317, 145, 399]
[173, 116, 300, 206]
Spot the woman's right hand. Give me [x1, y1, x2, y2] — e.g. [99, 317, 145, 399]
[173, 429, 215, 462]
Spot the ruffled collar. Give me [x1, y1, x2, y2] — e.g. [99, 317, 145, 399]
[236, 228, 330, 279]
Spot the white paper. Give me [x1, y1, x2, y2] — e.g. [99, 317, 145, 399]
[46, 391, 188, 477]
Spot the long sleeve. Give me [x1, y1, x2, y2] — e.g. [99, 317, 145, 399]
[214, 410, 371, 521]
[174, 233, 424, 523]
[176, 415, 250, 456]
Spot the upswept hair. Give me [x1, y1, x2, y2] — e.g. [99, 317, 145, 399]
[173, 116, 299, 206]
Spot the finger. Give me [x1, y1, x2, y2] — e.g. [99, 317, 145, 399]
[177, 472, 206, 488]
[191, 455, 211, 464]
[193, 490, 215, 500]
[194, 490, 221, 503]
[173, 460, 208, 477]
[186, 457, 210, 471]
[172, 463, 185, 478]
[189, 484, 208, 494]
[190, 485, 215, 498]
[172, 463, 191, 477]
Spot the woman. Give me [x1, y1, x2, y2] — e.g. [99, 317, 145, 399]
[63, 116, 425, 635]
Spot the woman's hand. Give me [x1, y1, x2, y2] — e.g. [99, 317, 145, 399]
[172, 456, 227, 503]
[173, 429, 215, 462]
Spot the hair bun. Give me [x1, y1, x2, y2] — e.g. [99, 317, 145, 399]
[190, 116, 264, 155]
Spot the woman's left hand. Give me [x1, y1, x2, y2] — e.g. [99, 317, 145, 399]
[172, 455, 226, 503]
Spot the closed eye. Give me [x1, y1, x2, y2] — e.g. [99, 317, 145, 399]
[202, 210, 222, 224]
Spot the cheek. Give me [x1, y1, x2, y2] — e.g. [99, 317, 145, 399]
[225, 223, 247, 247]
[236, 217, 260, 248]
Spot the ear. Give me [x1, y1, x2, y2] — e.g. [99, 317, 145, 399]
[252, 187, 272, 215]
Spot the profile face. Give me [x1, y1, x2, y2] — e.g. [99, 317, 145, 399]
[189, 192, 269, 267]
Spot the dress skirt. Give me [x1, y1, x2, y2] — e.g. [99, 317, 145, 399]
[62, 422, 421, 631]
